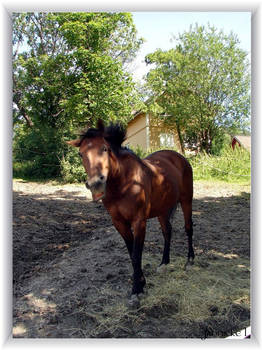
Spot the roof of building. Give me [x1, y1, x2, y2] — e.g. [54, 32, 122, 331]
[233, 135, 251, 151]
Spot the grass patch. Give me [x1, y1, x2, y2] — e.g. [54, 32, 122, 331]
[189, 147, 251, 184]
[89, 253, 250, 338]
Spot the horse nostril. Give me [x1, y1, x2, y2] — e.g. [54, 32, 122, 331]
[100, 175, 105, 182]
[85, 181, 90, 189]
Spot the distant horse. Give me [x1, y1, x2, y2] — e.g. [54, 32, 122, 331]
[67, 120, 194, 301]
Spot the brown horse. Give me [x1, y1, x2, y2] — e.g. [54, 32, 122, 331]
[67, 120, 194, 300]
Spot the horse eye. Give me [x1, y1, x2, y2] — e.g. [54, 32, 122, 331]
[102, 146, 107, 152]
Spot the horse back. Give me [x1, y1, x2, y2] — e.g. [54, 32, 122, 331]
[143, 150, 193, 217]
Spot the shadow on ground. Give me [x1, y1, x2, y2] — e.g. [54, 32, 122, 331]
[13, 185, 250, 338]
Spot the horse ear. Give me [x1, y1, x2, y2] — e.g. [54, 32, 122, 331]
[97, 119, 105, 133]
[66, 139, 82, 147]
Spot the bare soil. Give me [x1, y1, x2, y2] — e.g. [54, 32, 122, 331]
[13, 179, 250, 338]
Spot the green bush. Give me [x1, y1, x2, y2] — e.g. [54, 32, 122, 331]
[130, 145, 148, 159]
[210, 133, 231, 155]
[59, 147, 86, 183]
[13, 160, 36, 179]
[13, 124, 64, 179]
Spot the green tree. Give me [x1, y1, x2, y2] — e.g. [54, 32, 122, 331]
[145, 24, 250, 154]
[54, 12, 143, 126]
[13, 12, 143, 178]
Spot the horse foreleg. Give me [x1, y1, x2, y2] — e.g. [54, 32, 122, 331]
[111, 218, 133, 258]
[131, 219, 146, 295]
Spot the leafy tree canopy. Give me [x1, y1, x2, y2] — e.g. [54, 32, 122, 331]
[145, 24, 251, 153]
[13, 12, 144, 178]
[13, 12, 144, 129]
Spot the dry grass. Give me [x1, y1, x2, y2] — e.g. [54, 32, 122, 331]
[87, 251, 250, 338]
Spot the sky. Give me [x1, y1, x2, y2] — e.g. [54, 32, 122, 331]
[130, 12, 251, 81]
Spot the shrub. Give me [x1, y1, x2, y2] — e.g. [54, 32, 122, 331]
[60, 148, 86, 183]
[130, 145, 148, 159]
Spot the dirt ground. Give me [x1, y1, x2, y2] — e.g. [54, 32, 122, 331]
[13, 179, 250, 338]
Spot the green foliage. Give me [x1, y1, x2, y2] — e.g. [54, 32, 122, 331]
[190, 146, 251, 183]
[210, 133, 231, 156]
[13, 161, 37, 179]
[130, 145, 148, 159]
[145, 24, 251, 154]
[59, 148, 87, 183]
[13, 124, 65, 178]
[13, 12, 144, 180]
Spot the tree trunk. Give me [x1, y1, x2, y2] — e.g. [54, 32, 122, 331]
[175, 122, 185, 155]
[13, 90, 34, 127]
[20, 107, 34, 127]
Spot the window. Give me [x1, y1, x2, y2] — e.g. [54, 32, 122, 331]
[159, 133, 175, 147]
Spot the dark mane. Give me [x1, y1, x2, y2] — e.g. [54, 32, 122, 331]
[80, 128, 103, 140]
[104, 122, 126, 151]
[79, 120, 127, 154]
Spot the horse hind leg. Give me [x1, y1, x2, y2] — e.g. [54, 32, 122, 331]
[157, 206, 177, 271]
[181, 200, 195, 267]
[185, 218, 195, 266]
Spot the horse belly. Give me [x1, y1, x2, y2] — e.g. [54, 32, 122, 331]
[147, 181, 179, 218]
[144, 155, 181, 219]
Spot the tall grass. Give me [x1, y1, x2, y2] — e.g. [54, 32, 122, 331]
[189, 146, 251, 184]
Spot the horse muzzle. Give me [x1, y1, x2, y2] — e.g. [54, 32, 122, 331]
[85, 176, 106, 202]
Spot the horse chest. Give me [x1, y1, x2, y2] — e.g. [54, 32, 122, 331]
[103, 191, 147, 223]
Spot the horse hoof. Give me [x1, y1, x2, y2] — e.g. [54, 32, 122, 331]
[189, 257, 194, 265]
[157, 264, 168, 273]
[127, 294, 140, 309]
[184, 259, 194, 271]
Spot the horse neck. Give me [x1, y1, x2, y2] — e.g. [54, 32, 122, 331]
[108, 150, 141, 184]
[108, 151, 121, 180]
